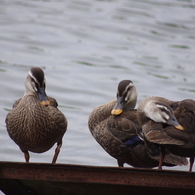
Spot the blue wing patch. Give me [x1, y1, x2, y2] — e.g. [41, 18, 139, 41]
[122, 136, 143, 148]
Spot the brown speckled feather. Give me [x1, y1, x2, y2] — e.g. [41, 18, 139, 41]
[139, 98, 195, 157]
[5, 67, 67, 163]
[88, 99, 187, 167]
[6, 95, 67, 153]
[165, 99, 195, 157]
[137, 96, 193, 169]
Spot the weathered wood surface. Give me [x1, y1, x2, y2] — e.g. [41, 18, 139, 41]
[0, 162, 194, 195]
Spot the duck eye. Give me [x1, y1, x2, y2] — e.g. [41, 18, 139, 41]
[161, 108, 167, 112]
[35, 82, 39, 90]
[127, 86, 131, 91]
[31, 77, 34, 82]
[31, 79, 39, 92]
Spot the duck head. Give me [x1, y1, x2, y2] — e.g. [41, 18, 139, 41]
[139, 97, 184, 131]
[25, 67, 50, 106]
[111, 80, 138, 115]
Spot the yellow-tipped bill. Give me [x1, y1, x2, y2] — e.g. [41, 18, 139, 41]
[111, 96, 124, 116]
[40, 100, 50, 106]
[37, 86, 50, 106]
[111, 109, 123, 115]
[175, 125, 184, 131]
[167, 114, 184, 131]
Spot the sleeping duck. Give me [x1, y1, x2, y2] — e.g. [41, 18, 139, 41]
[137, 96, 195, 171]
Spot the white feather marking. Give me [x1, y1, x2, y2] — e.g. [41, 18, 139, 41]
[124, 83, 137, 102]
[27, 71, 38, 92]
[28, 70, 38, 84]
[143, 101, 167, 123]
[156, 104, 169, 112]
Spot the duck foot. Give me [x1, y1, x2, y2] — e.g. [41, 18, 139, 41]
[52, 140, 62, 163]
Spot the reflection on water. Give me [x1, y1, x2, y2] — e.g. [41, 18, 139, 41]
[0, 0, 195, 175]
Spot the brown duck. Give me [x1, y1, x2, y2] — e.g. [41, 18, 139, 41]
[137, 96, 195, 171]
[6, 67, 67, 163]
[88, 80, 187, 168]
[170, 99, 195, 171]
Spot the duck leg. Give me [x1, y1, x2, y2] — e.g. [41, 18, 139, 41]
[52, 140, 62, 163]
[117, 159, 124, 167]
[24, 151, 30, 163]
[158, 146, 165, 170]
[189, 157, 194, 172]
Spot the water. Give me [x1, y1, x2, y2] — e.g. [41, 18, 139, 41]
[1, 0, 195, 177]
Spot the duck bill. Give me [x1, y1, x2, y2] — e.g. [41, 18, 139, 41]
[37, 87, 50, 106]
[175, 125, 184, 130]
[111, 96, 124, 115]
[167, 115, 184, 131]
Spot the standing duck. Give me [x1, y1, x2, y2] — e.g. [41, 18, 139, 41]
[136, 96, 195, 170]
[6, 67, 67, 163]
[88, 80, 187, 168]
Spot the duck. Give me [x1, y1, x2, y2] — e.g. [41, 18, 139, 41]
[136, 96, 195, 170]
[88, 80, 187, 168]
[170, 99, 195, 171]
[5, 67, 67, 163]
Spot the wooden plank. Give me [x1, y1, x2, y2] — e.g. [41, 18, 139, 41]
[0, 162, 195, 195]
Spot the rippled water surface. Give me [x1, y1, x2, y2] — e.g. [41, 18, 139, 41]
[1, 0, 195, 176]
